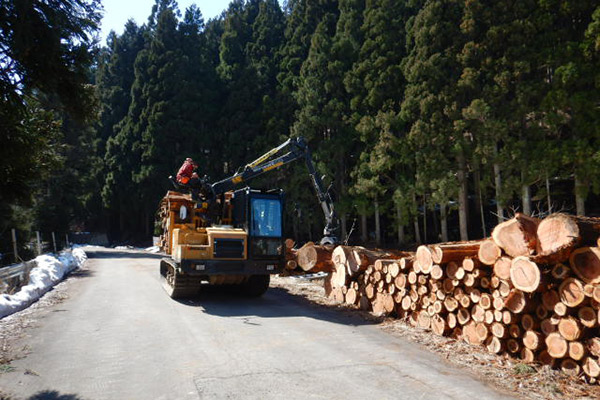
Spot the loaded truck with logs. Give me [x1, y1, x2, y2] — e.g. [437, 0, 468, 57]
[158, 136, 339, 299]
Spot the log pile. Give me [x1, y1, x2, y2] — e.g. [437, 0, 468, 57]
[285, 213, 600, 384]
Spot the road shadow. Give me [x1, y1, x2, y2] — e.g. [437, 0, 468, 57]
[27, 391, 83, 400]
[68, 268, 94, 279]
[177, 285, 380, 327]
[86, 250, 164, 260]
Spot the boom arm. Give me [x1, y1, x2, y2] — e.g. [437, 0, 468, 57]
[211, 137, 339, 244]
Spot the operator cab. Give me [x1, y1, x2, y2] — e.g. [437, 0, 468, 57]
[232, 187, 284, 260]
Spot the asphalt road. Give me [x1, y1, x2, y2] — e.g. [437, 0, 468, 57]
[0, 248, 515, 400]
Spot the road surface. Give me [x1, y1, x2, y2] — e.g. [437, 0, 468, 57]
[0, 248, 515, 400]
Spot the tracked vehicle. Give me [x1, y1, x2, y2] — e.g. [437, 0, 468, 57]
[158, 137, 338, 298]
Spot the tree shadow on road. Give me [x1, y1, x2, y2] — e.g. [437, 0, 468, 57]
[27, 391, 83, 400]
[86, 250, 164, 260]
[177, 285, 381, 327]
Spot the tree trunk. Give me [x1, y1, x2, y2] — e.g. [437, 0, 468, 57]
[440, 203, 448, 242]
[493, 143, 504, 223]
[423, 196, 428, 243]
[457, 151, 469, 241]
[522, 180, 531, 216]
[360, 213, 367, 243]
[341, 214, 347, 244]
[546, 174, 552, 213]
[374, 198, 381, 246]
[396, 202, 405, 245]
[575, 174, 586, 216]
[474, 169, 487, 237]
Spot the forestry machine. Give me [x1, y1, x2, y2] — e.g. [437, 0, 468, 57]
[158, 136, 338, 298]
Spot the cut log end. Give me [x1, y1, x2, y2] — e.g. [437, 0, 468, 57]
[510, 257, 541, 293]
[559, 277, 585, 307]
[546, 332, 568, 358]
[492, 213, 539, 258]
[569, 247, 600, 284]
[479, 239, 502, 265]
[537, 213, 580, 260]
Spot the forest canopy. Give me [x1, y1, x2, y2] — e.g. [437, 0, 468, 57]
[1, 0, 599, 251]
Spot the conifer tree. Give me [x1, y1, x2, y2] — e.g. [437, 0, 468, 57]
[348, 0, 412, 244]
[402, 0, 468, 240]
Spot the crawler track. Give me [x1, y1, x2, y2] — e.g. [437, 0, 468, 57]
[159, 257, 201, 298]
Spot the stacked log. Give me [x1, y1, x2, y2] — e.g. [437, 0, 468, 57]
[284, 212, 600, 384]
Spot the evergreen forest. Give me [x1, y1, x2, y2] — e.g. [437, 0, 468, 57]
[1, 0, 600, 255]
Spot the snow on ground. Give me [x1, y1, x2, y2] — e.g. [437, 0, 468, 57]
[145, 246, 160, 253]
[0, 248, 87, 319]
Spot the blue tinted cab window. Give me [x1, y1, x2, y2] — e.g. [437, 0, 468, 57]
[251, 198, 282, 237]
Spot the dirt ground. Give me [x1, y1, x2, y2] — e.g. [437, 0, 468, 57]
[271, 275, 600, 400]
[0, 267, 86, 400]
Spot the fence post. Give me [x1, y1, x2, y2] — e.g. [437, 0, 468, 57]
[52, 232, 57, 254]
[11, 228, 18, 263]
[36, 231, 42, 255]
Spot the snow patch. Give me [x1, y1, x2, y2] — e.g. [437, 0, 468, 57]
[145, 246, 160, 253]
[0, 248, 87, 319]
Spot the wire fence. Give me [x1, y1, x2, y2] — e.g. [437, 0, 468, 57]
[0, 230, 109, 268]
[0, 229, 70, 267]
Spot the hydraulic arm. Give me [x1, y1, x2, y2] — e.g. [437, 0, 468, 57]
[210, 137, 339, 244]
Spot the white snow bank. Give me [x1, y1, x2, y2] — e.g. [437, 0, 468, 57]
[0, 248, 87, 319]
[145, 246, 160, 253]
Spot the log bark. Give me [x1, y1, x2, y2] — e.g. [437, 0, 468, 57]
[350, 247, 411, 275]
[491, 213, 540, 257]
[510, 257, 541, 293]
[569, 247, 600, 284]
[297, 242, 334, 272]
[430, 241, 481, 264]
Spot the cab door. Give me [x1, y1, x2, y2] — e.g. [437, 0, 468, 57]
[248, 193, 284, 260]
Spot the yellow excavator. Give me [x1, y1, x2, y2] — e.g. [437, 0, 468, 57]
[158, 136, 338, 299]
